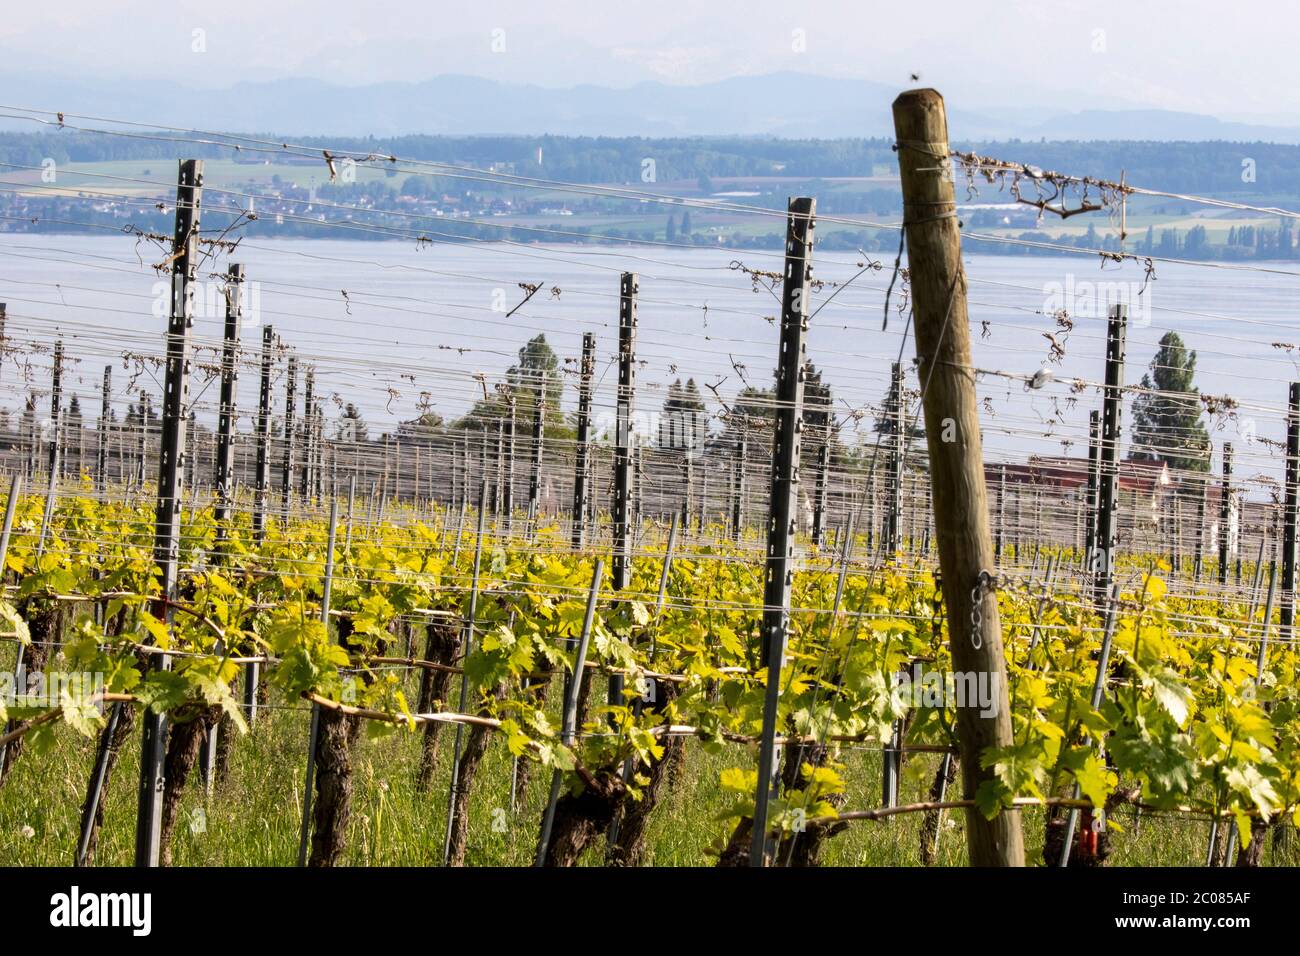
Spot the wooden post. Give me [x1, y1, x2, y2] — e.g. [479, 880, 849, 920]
[135, 158, 203, 868]
[750, 196, 814, 867]
[893, 89, 1023, 866]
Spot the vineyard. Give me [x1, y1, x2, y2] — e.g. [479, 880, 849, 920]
[0, 90, 1298, 872]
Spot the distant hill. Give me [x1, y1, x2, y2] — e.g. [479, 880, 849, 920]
[3, 71, 1300, 143]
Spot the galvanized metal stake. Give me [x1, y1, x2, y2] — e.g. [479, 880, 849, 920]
[1059, 581, 1121, 867]
[443, 481, 488, 865]
[535, 559, 604, 866]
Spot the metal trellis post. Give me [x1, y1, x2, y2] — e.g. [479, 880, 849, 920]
[750, 196, 814, 867]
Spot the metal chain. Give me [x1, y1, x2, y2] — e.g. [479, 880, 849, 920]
[969, 569, 998, 650]
[930, 571, 944, 643]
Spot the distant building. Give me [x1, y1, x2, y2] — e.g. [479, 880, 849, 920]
[985, 455, 1170, 499]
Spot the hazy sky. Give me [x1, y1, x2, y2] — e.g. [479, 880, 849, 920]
[2, 0, 1295, 121]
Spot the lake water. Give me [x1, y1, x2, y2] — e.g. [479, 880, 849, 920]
[1, 235, 1296, 492]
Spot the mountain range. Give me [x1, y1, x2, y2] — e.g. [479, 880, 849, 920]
[3, 71, 1300, 143]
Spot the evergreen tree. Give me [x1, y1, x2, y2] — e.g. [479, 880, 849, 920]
[1130, 331, 1210, 473]
[504, 334, 562, 415]
[659, 377, 706, 450]
[338, 402, 368, 442]
[454, 333, 574, 441]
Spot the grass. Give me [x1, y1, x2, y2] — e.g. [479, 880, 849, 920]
[1, 649, 1277, 868]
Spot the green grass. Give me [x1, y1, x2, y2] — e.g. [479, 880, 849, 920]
[2, 663, 1278, 868]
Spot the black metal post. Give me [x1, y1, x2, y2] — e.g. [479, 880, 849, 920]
[135, 158, 202, 868]
[750, 196, 814, 867]
[281, 354, 297, 515]
[1093, 305, 1127, 603]
[610, 272, 637, 706]
[572, 334, 596, 548]
[1283, 383, 1300, 639]
[1219, 442, 1234, 587]
[96, 366, 111, 496]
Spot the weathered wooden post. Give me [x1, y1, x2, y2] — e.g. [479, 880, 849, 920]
[893, 89, 1023, 866]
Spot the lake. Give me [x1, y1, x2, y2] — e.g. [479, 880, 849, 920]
[1, 235, 1296, 493]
